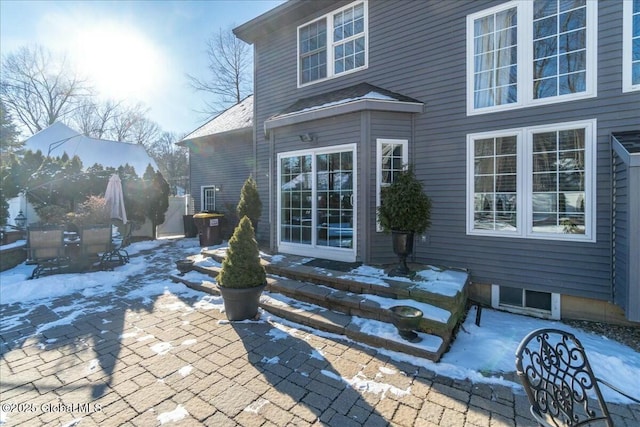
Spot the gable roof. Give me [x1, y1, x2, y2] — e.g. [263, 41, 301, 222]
[24, 122, 158, 176]
[265, 83, 423, 133]
[276, 83, 422, 117]
[181, 95, 253, 142]
[234, 0, 314, 43]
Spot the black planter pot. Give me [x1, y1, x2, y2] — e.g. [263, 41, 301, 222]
[219, 283, 266, 321]
[391, 231, 414, 276]
[175, 259, 194, 276]
[389, 305, 423, 342]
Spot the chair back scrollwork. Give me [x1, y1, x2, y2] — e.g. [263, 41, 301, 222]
[516, 328, 612, 427]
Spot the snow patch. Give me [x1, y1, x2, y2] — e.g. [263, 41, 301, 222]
[150, 342, 172, 356]
[244, 398, 269, 414]
[178, 365, 193, 377]
[157, 405, 188, 424]
[261, 356, 280, 364]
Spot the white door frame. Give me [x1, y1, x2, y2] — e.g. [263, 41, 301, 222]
[277, 143, 357, 262]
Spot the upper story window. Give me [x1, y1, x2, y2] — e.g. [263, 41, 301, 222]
[623, 0, 640, 92]
[298, 1, 368, 87]
[467, 0, 597, 115]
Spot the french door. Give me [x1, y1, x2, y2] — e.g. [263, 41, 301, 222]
[278, 144, 356, 261]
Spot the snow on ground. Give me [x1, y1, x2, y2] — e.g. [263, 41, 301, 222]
[1, 238, 639, 405]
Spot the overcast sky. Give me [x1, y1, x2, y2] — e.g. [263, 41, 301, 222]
[0, 0, 283, 137]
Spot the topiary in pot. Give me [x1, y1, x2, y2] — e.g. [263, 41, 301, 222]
[237, 175, 262, 234]
[217, 215, 266, 320]
[377, 167, 431, 276]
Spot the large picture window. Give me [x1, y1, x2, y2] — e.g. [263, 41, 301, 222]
[298, 1, 367, 86]
[467, 0, 596, 114]
[467, 119, 596, 241]
[623, 0, 640, 92]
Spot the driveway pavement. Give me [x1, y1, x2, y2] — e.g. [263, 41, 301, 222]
[1, 239, 638, 426]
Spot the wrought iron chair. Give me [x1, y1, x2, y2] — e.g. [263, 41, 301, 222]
[104, 220, 134, 266]
[515, 328, 640, 427]
[27, 225, 69, 279]
[79, 224, 114, 270]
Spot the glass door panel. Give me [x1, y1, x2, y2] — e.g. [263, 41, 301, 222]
[280, 155, 313, 244]
[316, 150, 353, 248]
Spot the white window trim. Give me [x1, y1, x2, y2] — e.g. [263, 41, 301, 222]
[623, 0, 640, 92]
[466, 119, 597, 242]
[297, 0, 369, 88]
[276, 143, 357, 262]
[466, 128, 524, 238]
[466, 0, 598, 116]
[376, 139, 408, 232]
[491, 284, 561, 320]
[200, 185, 217, 212]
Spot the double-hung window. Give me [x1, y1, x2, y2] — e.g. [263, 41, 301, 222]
[298, 1, 368, 86]
[467, 119, 596, 241]
[201, 185, 217, 211]
[467, 0, 597, 114]
[623, 0, 640, 92]
[376, 139, 408, 231]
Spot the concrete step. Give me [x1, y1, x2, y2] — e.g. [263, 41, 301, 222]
[170, 271, 448, 362]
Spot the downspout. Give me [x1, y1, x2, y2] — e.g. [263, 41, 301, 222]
[269, 130, 275, 253]
[360, 111, 371, 263]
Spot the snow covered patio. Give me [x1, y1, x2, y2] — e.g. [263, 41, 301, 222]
[1, 238, 639, 426]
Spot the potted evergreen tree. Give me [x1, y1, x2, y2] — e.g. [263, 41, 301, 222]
[217, 215, 266, 320]
[237, 175, 262, 234]
[377, 167, 431, 276]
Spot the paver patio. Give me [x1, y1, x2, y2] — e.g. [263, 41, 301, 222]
[1, 239, 638, 426]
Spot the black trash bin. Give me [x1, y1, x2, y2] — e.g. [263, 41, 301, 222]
[193, 212, 224, 246]
[183, 215, 197, 238]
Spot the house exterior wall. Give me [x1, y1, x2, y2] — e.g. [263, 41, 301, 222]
[612, 153, 630, 318]
[188, 130, 254, 238]
[246, 0, 640, 304]
[612, 145, 640, 322]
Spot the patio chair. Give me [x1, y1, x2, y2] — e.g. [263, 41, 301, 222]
[27, 225, 69, 279]
[102, 220, 134, 266]
[79, 224, 114, 270]
[515, 328, 640, 427]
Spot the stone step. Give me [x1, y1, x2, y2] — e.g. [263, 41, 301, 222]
[202, 249, 469, 318]
[170, 271, 449, 362]
[186, 263, 454, 338]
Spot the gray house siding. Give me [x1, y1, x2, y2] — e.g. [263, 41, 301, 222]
[612, 133, 640, 322]
[188, 130, 253, 237]
[612, 154, 629, 313]
[244, 0, 640, 304]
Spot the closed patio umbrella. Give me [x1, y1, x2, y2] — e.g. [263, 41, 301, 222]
[105, 174, 127, 224]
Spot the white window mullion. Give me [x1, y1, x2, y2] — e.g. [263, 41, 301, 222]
[520, 1, 533, 106]
[516, 131, 526, 236]
[623, 0, 639, 92]
[311, 153, 318, 247]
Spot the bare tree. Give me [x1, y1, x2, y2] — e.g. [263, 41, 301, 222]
[71, 98, 124, 139]
[127, 114, 161, 147]
[70, 98, 160, 148]
[145, 132, 188, 195]
[0, 45, 91, 135]
[102, 102, 159, 146]
[187, 26, 252, 115]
